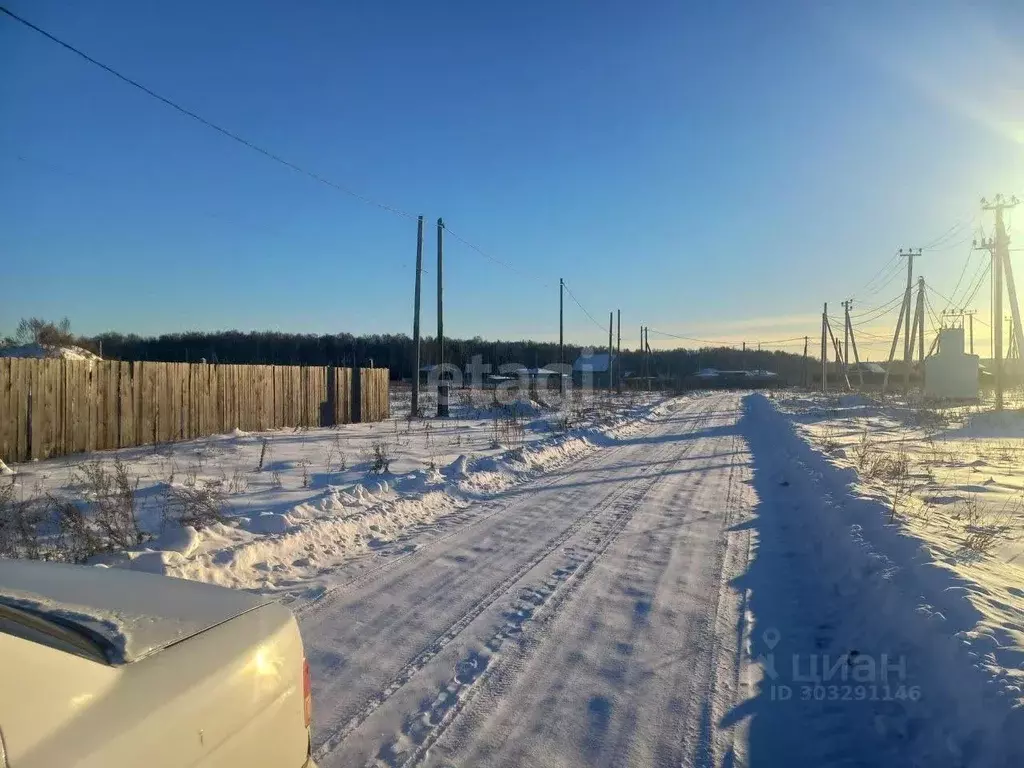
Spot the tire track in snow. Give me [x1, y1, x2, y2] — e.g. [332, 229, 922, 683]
[311, 401, 718, 763]
[427, 393, 741, 768]
[369, 397, 727, 767]
[296, 404, 672, 619]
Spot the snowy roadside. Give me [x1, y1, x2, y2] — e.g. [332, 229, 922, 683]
[757, 392, 1024, 763]
[0, 390, 678, 600]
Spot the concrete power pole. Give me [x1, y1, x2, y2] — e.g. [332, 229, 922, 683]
[821, 303, 828, 393]
[917, 277, 925, 389]
[559, 278, 564, 395]
[644, 327, 651, 392]
[608, 312, 614, 394]
[964, 310, 977, 355]
[436, 218, 449, 416]
[844, 301, 864, 389]
[901, 249, 919, 395]
[842, 300, 851, 369]
[980, 195, 1020, 410]
[411, 215, 424, 417]
[616, 309, 622, 394]
[802, 335, 809, 388]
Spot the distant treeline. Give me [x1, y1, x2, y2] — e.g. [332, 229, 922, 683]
[87, 330, 813, 384]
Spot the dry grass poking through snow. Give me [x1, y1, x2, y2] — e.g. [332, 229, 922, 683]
[0, 387, 672, 593]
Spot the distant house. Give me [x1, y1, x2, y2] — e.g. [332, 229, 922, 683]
[573, 352, 617, 388]
[514, 367, 562, 381]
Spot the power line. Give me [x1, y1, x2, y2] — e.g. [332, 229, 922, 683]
[925, 283, 959, 309]
[561, 282, 607, 332]
[647, 328, 730, 346]
[0, 5, 418, 221]
[855, 253, 902, 299]
[959, 259, 992, 309]
[942, 244, 977, 310]
[921, 217, 976, 250]
[848, 291, 906, 323]
[442, 226, 548, 286]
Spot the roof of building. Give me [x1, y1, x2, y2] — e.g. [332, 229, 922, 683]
[573, 353, 616, 373]
[514, 367, 561, 376]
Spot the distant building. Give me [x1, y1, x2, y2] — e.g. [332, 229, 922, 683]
[924, 327, 979, 400]
[573, 352, 617, 388]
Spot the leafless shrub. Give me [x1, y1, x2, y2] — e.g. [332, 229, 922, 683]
[50, 496, 102, 563]
[74, 459, 144, 549]
[271, 469, 283, 488]
[163, 483, 228, 530]
[491, 407, 526, 450]
[817, 425, 842, 455]
[325, 432, 347, 478]
[0, 484, 46, 560]
[300, 458, 311, 488]
[945, 490, 1022, 555]
[995, 440, 1020, 465]
[184, 463, 199, 488]
[368, 439, 393, 474]
[256, 439, 269, 472]
[228, 467, 249, 494]
[873, 442, 913, 522]
[853, 427, 874, 470]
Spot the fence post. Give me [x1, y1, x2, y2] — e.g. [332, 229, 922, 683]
[351, 367, 363, 424]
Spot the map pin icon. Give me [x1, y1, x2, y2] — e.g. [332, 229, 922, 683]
[763, 628, 781, 649]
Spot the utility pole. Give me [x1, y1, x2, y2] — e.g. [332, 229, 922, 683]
[436, 218, 448, 416]
[559, 279, 564, 395]
[616, 309, 621, 394]
[608, 312, 614, 394]
[901, 248, 919, 395]
[964, 310, 977, 355]
[640, 325, 645, 391]
[802, 335, 809, 388]
[841, 300, 851, 367]
[825, 314, 851, 390]
[821, 303, 828, 393]
[979, 195, 1019, 410]
[916, 276, 926, 390]
[411, 215, 424, 417]
[645, 327, 652, 392]
[841, 299, 853, 383]
[844, 300, 864, 388]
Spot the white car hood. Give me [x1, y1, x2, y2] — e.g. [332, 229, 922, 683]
[0, 560, 270, 664]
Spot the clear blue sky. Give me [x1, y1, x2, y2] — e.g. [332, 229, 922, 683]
[2, 0, 1022, 355]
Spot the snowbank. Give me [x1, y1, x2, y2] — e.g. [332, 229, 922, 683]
[753, 394, 1024, 765]
[5, 391, 671, 598]
[0, 343, 101, 361]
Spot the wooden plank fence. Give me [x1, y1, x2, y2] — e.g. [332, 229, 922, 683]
[0, 360, 389, 463]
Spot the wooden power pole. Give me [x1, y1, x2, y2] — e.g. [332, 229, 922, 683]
[411, 215, 424, 416]
[436, 218, 448, 416]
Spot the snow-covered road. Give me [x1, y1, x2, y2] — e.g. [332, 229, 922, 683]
[299, 391, 1024, 767]
[300, 392, 756, 767]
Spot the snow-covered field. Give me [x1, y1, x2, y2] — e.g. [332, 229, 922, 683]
[4, 388, 1023, 765]
[1, 389, 669, 599]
